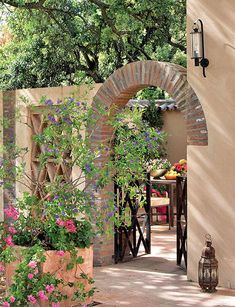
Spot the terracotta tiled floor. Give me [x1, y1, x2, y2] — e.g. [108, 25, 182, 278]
[93, 226, 235, 307]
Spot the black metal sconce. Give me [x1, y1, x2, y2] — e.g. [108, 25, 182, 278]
[190, 19, 209, 78]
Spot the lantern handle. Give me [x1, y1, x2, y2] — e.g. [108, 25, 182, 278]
[205, 233, 212, 242]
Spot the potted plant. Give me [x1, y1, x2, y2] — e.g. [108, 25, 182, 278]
[149, 158, 171, 178]
[0, 96, 113, 306]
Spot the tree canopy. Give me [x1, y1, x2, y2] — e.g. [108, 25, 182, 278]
[0, 0, 186, 90]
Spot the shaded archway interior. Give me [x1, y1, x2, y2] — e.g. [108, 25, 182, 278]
[91, 60, 208, 266]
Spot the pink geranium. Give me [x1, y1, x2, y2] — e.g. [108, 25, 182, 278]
[4, 235, 14, 246]
[2, 302, 10, 307]
[28, 260, 37, 269]
[0, 263, 5, 272]
[38, 290, 48, 301]
[9, 296, 16, 303]
[52, 302, 60, 307]
[4, 206, 19, 220]
[28, 295, 37, 304]
[28, 273, 34, 280]
[8, 225, 17, 234]
[56, 250, 65, 257]
[56, 218, 65, 226]
[64, 219, 76, 233]
[45, 284, 55, 293]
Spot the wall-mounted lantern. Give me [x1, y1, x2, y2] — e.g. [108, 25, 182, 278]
[190, 19, 209, 78]
[198, 234, 218, 292]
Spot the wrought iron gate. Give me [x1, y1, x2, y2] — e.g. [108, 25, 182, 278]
[114, 175, 151, 263]
[176, 176, 187, 269]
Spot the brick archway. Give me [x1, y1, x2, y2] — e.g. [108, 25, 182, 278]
[92, 60, 208, 266]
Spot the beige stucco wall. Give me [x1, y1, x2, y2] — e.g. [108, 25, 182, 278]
[15, 84, 102, 197]
[163, 111, 187, 164]
[187, 0, 235, 288]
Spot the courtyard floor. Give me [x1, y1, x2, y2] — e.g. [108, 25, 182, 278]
[93, 226, 235, 307]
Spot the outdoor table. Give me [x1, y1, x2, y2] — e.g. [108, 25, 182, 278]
[150, 178, 176, 227]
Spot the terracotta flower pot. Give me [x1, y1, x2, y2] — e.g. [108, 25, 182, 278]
[5, 246, 93, 307]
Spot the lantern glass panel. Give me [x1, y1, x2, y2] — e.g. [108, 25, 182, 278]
[191, 31, 202, 59]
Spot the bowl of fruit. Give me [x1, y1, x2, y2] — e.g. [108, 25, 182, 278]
[164, 170, 179, 180]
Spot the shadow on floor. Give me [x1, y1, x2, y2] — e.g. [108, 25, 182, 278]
[93, 226, 235, 307]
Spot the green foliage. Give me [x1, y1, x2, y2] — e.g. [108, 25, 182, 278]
[136, 87, 167, 100]
[142, 100, 164, 130]
[0, 95, 111, 305]
[109, 107, 167, 227]
[110, 107, 166, 197]
[0, 0, 186, 89]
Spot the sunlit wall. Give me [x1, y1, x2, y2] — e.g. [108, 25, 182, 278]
[187, 0, 235, 288]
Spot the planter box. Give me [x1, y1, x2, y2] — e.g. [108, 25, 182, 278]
[6, 246, 93, 307]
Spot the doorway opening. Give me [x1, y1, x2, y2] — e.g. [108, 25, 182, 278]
[91, 60, 208, 267]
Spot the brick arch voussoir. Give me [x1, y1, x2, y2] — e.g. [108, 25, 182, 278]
[93, 60, 208, 146]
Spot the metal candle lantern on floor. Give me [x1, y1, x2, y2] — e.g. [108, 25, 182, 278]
[198, 234, 218, 292]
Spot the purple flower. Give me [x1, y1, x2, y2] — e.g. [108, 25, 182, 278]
[108, 211, 114, 218]
[48, 115, 56, 123]
[56, 99, 62, 104]
[54, 214, 59, 218]
[64, 117, 72, 125]
[76, 102, 81, 106]
[73, 208, 78, 212]
[45, 99, 53, 106]
[68, 97, 74, 103]
[85, 164, 91, 173]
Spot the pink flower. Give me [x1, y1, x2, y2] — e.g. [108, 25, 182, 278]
[56, 250, 65, 257]
[45, 284, 55, 293]
[2, 302, 10, 307]
[38, 290, 48, 301]
[28, 295, 37, 304]
[28, 260, 37, 268]
[52, 303, 60, 307]
[64, 219, 76, 233]
[8, 226, 17, 234]
[9, 296, 16, 303]
[28, 273, 34, 280]
[4, 235, 14, 246]
[0, 263, 5, 272]
[56, 218, 65, 226]
[4, 206, 19, 220]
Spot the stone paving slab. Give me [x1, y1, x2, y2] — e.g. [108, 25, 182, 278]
[93, 226, 235, 307]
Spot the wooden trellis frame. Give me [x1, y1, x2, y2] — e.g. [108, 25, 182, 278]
[29, 106, 72, 199]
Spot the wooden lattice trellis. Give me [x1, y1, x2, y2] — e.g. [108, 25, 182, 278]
[29, 106, 72, 199]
